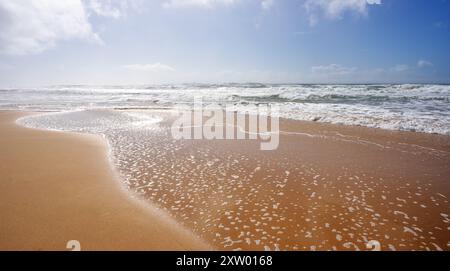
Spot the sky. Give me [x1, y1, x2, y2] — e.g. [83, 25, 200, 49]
[0, 0, 449, 86]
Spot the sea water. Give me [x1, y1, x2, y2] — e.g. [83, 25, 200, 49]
[2, 83, 450, 134]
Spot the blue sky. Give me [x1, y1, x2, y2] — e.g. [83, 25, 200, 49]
[0, 0, 449, 86]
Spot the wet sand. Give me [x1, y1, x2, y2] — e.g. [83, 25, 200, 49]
[107, 110, 450, 251]
[2, 109, 450, 251]
[0, 111, 210, 251]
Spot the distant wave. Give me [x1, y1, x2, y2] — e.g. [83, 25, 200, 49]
[232, 93, 449, 105]
[2, 84, 450, 134]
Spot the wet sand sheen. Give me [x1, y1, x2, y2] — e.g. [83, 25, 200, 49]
[14, 109, 450, 251]
[123, 112, 450, 251]
[0, 111, 210, 250]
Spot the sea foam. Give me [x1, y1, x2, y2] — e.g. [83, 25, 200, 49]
[3, 84, 450, 134]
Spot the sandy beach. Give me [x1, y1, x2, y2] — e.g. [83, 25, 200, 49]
[2, 0, 450, 256]
[0, 111, 210, 251]
[3, 109, 449, 251]
[124, 111, 449, 251]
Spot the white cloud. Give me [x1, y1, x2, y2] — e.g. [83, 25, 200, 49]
[162, 0, 239, 8]
[311, 64, 357, 75]
[309, 62, 435, 83]
[261, 0, 274, 10]
[305, 0, 381, 26]
[390, 64, 409, 72]
[124, 63, 176, 72]
[84, 0, 143, 19]
[162, 0, 275, 10]
[86, 0, 123, 18]
[417, 59, 433, 68]
[0, 0, 100, 55]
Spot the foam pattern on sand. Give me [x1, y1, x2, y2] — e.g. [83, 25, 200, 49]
[19, 109, 450, 251]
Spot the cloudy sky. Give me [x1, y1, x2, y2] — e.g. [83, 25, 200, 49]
[0, 0, 449, 86]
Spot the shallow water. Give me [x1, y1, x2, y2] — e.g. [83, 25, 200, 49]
[18, 109, 450, 251]
[4, 83, 450, 134]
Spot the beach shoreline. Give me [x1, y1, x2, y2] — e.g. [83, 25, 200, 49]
[2, 109, 450, 251]
[0, 111, 211, 251]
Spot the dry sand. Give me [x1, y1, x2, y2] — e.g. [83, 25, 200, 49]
[0, 111, 210, 251]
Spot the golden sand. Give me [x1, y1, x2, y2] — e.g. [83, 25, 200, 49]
[1, 110, 450, 251]
[113, 111, 450, 251]
[0, 111, 210, 251]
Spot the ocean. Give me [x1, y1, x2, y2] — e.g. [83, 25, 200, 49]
[1, 84, 450, 134]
